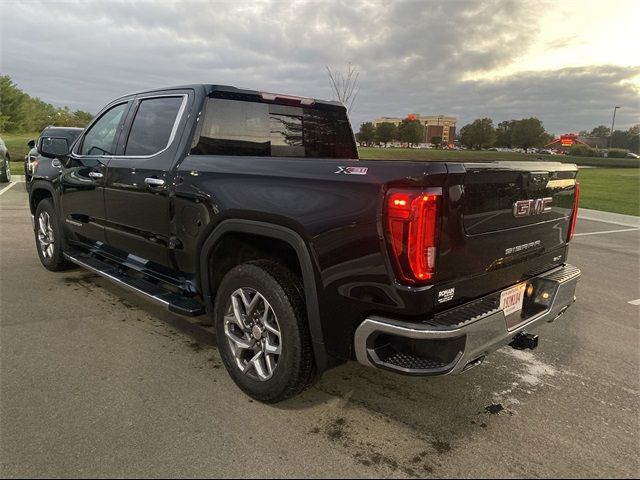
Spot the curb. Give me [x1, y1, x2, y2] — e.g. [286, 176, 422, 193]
[578, 208, 640, 227]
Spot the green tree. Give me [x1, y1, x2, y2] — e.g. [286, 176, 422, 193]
[0, 74, 94, 133]
[511, 117, 549, 149]
[357, 122, 375, 146]
[375, 122, 396, 147]
[0, 75, 28, 131]
[397, 119, 423, 147]
[72, 110, 94, 127]
[627, 124, 639, 153]
[610, 130, 628, 149]
[431, 136, 442, 148]
[495, 120, 515, 147]
[590, 125, 610, 137]
[458, 118, 496, 149]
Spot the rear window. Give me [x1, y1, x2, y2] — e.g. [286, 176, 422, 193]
[191, 98, 356, 158]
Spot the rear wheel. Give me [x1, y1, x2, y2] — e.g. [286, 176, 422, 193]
[214, 261, 315, 403]
[34, 198, 71, 271]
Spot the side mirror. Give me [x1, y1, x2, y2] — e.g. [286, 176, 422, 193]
[37, 136, 70, 158]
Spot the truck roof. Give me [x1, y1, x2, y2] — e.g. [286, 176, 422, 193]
[114, 84, 345, 110]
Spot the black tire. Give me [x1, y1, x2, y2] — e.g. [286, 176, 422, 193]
[0, 158, 10, 183]
[214, 260, 316, 403]
[34, 198, 71, 271]
[24, 163, 31, 190]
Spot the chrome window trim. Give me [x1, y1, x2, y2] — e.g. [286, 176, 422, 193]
[116, 94, 189, 160]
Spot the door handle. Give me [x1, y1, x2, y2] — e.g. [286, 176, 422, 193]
[144, 177, 165, 187]
[88, 171, 103, 179]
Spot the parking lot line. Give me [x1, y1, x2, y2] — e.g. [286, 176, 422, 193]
[573, 228, 640, 237]
[0, 182, 17, 196]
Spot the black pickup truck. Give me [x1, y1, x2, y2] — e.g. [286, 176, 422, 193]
[29, 84, 581, 402]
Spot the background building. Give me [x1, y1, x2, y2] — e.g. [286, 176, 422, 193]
[544, 133, 607, 151]
[372, 114, 457, 146]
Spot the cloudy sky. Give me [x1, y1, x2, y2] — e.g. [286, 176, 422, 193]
[1, 0, 639, 134]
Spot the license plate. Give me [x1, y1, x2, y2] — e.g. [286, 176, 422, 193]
[500, 283, 526, 319]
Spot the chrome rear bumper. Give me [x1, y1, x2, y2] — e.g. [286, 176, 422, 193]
[354, 264, 581, 375]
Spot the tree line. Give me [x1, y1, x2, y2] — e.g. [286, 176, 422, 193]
[578, 125, 639, 152]
[357, 116, 639, 153]
[0, 75, 93, 133]
[356, 118, 426, 148]
[458, 117, 554, 150]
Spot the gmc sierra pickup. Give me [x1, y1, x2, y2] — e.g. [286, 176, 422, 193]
[29, 84, 581, 403]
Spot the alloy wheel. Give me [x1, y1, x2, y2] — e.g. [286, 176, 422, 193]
[223, 287, 282, 381]
[37, 211, 55, 259]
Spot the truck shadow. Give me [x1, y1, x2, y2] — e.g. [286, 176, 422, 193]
[67, 269, 540, 477]
[274, 356, 523, 476]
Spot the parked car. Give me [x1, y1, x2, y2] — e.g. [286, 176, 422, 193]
[25, 127, 83, 184]
[30, 84, 582, 403]
[0, 137, 10, 183]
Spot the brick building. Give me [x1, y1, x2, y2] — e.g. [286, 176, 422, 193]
[372, 114, 457, 146]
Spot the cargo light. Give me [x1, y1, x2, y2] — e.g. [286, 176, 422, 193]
[385, 189, 441, 284]
[567, 182, 580, 242]
[260, 91, 315, 105]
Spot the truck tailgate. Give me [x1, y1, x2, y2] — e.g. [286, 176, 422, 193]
[462, 162, 576, 235]
[432, 161, 578, 309]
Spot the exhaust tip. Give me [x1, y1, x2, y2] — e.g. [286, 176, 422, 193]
[463, 356, 485, 372]
[549, 305, 570, 323]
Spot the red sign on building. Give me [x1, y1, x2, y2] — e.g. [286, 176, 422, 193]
[560, 134, 578, 147]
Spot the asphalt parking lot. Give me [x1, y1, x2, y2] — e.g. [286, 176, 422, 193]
[1, 183, 638, 478]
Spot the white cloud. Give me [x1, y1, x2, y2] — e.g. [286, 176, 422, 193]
[1, 0, 638, 133]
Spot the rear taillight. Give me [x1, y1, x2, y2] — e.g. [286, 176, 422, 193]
[385, 189, 441, 284]
[567, 182, 580, 242]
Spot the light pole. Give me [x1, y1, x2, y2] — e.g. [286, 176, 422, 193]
[609, 106, 621, 148]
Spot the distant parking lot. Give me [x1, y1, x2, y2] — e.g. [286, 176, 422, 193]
[1, 183, 638, 478]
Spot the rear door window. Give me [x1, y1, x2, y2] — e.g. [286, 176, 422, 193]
[124, 96, 184, 156]
[193, 99, 270, 156]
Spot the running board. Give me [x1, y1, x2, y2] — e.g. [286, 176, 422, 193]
[64, 252, 205, 317]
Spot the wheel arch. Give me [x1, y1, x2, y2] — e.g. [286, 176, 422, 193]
[29, 180, 57, 215]
[199, 219, 330, 372]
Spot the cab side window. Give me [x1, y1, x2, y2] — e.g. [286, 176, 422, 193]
[124, 96, 184, 156]
[80, 103, 127, 156]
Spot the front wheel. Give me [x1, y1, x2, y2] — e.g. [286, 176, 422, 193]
[214, 261, 316, 403]
[34, 198, 71, 271]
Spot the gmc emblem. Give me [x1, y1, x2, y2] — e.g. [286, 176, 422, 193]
[513, 197, 552, 218]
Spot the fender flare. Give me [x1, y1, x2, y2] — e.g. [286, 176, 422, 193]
[199, 219, 329, 372]
[28, 179, 58, 214]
